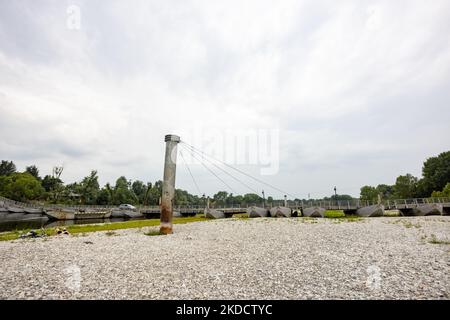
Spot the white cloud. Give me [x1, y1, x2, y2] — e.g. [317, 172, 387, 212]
[0, 0, 449, 198]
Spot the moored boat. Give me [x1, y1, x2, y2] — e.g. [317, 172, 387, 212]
[173, 211, 183, 217]
[269, 206, 292, 218]
[410, 204, 443, 216]
[111, 209, 143, 218]
[356, 204, 384, 217]
[204, 208, 225, 219]
[247, 206, 269, 218]
[74, 210, 112, 219]
[0, 212, 48, 222]
[6, 207, 25, 213]
[45, 209, 76, 220]
[302, 207, 325, 218]
[24, 208, 45, 214]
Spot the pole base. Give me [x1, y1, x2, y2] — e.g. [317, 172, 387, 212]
[160, 225, 173, 235]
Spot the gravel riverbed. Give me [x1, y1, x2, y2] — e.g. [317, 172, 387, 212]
[0, 216, 449, 299]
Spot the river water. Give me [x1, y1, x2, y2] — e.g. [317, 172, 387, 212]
[0, 217, 153, 232]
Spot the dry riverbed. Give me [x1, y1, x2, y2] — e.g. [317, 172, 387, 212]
[0, 216, 449, 299]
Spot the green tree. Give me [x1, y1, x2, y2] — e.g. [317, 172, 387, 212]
[62, 182, 82, 204]
[154, 180, 163, 194]
[325, 194, 353, 201]
[431, 182, 450, 198]
[360, 186, 378, 201]
[233, 195, 243, 204]
[97, 187, 112, 205]
[376, 184, 394, 200]
[142, 182, 153, 205]
[0, 172, 44, 201]
[421, 151, 450, 196]
[394, 174, 418, 199]
[146, 185, 161, 205]
[213, 191, 228, 205]
[41, 175, 64, 202]
[132, 180, 146, 204]
[79, 170, 100, 204]
[243, 193, 262, 204]
[112, 176, 138, 205]
[25, 165, 41, 181]
[0, 175, 11, 197]
[175, 189, 190, 205]
[0, 160, 16, 176]
[226, 193, 236, 206]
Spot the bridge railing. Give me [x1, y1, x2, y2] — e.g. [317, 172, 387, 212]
[385, 197, 450, 208]
[0, 195, 43, 208]
[2, 195, 449, 212]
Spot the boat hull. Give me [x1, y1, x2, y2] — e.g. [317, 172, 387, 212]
[45, 209, 76, 220]
[0, 212, 48, 222]
[111, 209, 143, 218]
[409, 204, 443, 216]
[302, 207, 325, 218]
[24, 208, 44, 214]
[356, 204, 384, 217]
[247, 206, 269, 218]
[75, 210, 112, 219]
[269, 206, 291, 218]
[6, 207, 25, 213]
[205, 208, 225, 219]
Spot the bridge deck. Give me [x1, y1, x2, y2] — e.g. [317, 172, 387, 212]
[1, 196, 449, 215]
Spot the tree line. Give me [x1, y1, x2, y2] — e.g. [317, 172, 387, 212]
[0, 150, 448, 206]
[359, 151, 450, 201]
[0, 161, 277, 206]
[0, 163, 167, 205]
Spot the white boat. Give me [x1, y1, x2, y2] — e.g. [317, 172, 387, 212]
[302, 207, 325, 218]
[246, 206, 269, 218]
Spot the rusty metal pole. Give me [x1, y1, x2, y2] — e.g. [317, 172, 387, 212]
[160, 134, 180, 235]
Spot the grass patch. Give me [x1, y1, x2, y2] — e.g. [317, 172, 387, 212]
[403, 221, 422, 229]
[384, 210, 401, 217]
[0, 231, 22, 241]
[144, 230, 163, 236]
[232, 213, 249, 220]
[324, 210, 346, 218]
[323, 210, 361, 222]
[0, 216, 209, 242]
[389, 219, 422, 229]
[428, 234, 450, 245]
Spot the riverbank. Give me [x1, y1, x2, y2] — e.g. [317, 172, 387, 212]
[0, 210, 363, 241]
[0, 215, 209, 241]
[0, 216, 448, 299]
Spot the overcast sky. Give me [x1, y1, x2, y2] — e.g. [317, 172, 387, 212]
[1, 0, 449, 199]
